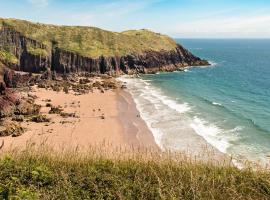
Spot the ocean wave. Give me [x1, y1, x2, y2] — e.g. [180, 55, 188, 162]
[140, 79, 191, 114]
[197, 95, 268, 134]
[119, 76, 242, 156]
[198, 96, 226, 109]
[209, 61, 218, 66]
[212, 102, 222, 106]
[190, 116, 231, 153]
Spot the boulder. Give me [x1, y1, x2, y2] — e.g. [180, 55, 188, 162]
[0, 82, 6, 95]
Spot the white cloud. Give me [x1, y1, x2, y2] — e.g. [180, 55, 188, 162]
[169, 13, 270, 38]
[27, 0, 49, 8]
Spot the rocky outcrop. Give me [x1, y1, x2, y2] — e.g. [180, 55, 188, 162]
[0, 23, 209, 77]
[50, 43, 208, 75]
[0, 24, 50, 72]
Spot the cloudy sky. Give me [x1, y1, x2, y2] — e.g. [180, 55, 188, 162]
[0, 0, 270, 38]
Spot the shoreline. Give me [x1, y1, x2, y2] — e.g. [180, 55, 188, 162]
[0, 84, 158, 152]
[0, 76, 230, 166]
[117, 89, 158, 149]
[120, 76, 231, 165]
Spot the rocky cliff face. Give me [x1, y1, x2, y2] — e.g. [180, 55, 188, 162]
[0, 24, 208, 76]
[0, 24, 50, 72]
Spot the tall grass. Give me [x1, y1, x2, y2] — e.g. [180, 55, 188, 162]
[0, 143, 270, 199]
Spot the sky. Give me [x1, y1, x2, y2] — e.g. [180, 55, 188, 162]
[0, 0, 270, 38]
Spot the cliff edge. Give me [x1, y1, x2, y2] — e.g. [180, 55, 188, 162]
[0, 18, 209, 76]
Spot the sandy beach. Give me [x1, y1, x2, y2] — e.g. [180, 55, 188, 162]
[0, 76, 229, 165]
[1, 84, 158, 152]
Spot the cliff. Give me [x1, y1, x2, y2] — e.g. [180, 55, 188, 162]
[0, 18, 209, 76]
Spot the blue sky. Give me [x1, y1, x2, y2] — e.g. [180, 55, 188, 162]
[0, 0, 270, 38]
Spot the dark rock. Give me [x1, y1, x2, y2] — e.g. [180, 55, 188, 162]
[0, 82, 6, 95]
[49, 106, 63, 114]
[46, 103, 52, 107]
[0, 23, 209, 77]
[0, 121, 25, 137]
[3, 70, 34, 88]
[63, 85, 69, 94]
[12, 115, 24, 122]
[0, 89, 20, 118]
[31, 115, 50, 123]
[14, 102, 41, 116]
[60, 112, 76, 118]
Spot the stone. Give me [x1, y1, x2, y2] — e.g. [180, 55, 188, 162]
[49, 106, 63, 114]
[31, 115, 50, 123]
[0, 82, 6, 95]
[0, 121, 25, 137]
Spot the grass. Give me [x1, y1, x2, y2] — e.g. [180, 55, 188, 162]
[0, 50, 18, 65]
[0, 18, 178, 58]
[26, 43, 49, 57]
[0, 144, 269, 199]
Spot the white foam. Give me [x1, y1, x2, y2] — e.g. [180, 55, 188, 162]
[226, 126, 243, 134]
[209, 61, 218, 67]
[190, 116, 230, 153]
[139, 80, 191, 114]
[212, 102, 222, 106]
[119, 76, 238, 157]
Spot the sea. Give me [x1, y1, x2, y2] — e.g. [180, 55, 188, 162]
[120, 39, 270, 167]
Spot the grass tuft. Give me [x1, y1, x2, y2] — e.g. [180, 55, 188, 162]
[0, 49, 18, 65]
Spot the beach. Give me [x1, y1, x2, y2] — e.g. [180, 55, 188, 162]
[1, 83, 157, 152]
[0, 75, 231, 166]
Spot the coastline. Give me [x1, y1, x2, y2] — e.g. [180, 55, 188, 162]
[117, 89, 158, 149]
[0, 76, 229, 165]
[120, 76, 231, 165]
[0, 84, 157, 152]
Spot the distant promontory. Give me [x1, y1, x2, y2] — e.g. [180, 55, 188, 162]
[0, 18, 208, 76]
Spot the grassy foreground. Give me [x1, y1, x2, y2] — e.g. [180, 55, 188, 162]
[0, 146, 270, 200]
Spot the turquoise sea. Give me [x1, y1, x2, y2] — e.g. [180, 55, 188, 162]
[121, 39, 270, 166]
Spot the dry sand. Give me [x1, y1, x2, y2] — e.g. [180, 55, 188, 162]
[0, 83, 229, 166]
[1, 86, 158, 152]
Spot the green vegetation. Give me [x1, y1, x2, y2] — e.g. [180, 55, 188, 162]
[26, 43, 49, 57]
[0, 18, 177, 58]
[0, 147, 269, 199]
[0, 50, 18, 65]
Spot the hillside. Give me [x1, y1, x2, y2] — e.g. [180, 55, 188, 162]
[0, 18, 208, 75]
[0, 18, 177, 58]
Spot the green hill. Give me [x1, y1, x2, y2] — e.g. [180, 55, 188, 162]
[0, 18, 177, 58]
